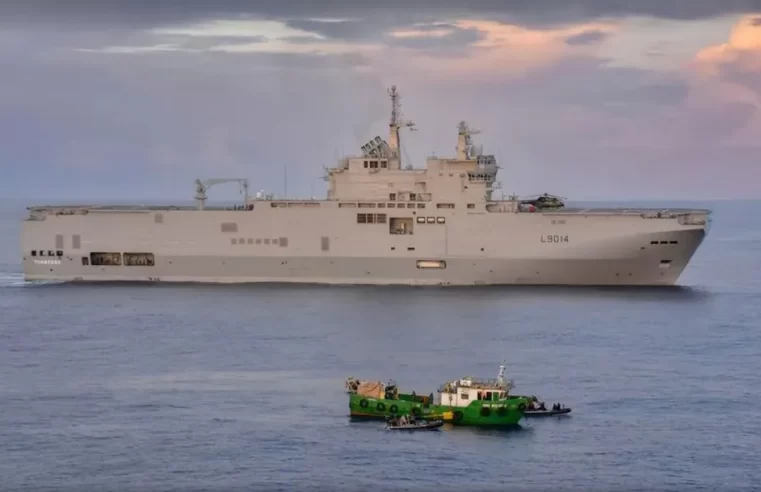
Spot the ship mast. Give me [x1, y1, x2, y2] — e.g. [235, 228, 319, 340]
[457, 121, 480, 160]
[387, 85, 416, 170]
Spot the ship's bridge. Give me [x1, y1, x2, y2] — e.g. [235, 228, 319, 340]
[324, 87, 497, 204]
[326, 142, 497, 204]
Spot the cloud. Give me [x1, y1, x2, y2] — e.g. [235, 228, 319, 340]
[565, 29, 610, 45]
[386, 24, 485, 54]
[1, 4, 761, 201]
[0, 1, 757, 29]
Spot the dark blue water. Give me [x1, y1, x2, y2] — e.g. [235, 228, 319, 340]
[1, 199, 760, 491]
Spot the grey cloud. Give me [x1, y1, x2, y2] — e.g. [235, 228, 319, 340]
[565, 29, 610, 46]
[1, 0, 759, 30]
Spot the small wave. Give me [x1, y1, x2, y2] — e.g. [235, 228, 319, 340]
[0, 272, 26, 287]
[0, 273, 64, 288]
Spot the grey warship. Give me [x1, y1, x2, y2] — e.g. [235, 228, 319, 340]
[21, 86, 710, 286]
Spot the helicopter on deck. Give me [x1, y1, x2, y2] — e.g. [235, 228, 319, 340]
[518, 193, 566, 210]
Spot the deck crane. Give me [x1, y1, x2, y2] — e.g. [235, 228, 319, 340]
[194, 178, 249, 210]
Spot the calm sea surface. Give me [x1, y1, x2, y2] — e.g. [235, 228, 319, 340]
[0, 199, 759, 491]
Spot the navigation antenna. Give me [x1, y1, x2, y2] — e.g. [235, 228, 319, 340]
[497, 360, 506, 385]
[496, 359, 514, 391]
[387, 85, 416, 169]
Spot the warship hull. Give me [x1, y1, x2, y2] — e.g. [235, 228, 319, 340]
[20, 86, 711, 286]
[21, 205, 708, 286]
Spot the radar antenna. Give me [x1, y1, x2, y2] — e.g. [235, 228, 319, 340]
[387, 85, 416, 169]
[194, 178, 249, 210]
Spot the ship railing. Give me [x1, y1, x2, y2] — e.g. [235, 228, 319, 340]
[455, 377, 511, 389]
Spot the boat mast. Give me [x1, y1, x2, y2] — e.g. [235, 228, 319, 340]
[497, 360, 506, 385]
[457, 121, 480, 160]
[387, 85, 415, 170]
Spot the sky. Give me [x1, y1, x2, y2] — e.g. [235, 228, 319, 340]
[1, 1, 761, 201]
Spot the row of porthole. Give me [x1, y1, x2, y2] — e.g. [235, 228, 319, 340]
[650, 240, 678, 245]
[230, 237, 288, 246]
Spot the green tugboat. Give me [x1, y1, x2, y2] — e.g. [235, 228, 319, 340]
[347, 363, 529, 427]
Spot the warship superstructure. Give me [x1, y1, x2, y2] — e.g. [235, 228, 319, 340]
[21, 86, 710, 286]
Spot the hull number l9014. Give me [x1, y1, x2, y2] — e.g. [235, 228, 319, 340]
[541, 235, 569, 243]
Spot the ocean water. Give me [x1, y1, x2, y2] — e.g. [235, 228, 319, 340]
[0, 199, 760, 491]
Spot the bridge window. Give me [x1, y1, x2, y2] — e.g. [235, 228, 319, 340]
[31, 250, 37, 256]
[410, 193, 417, 201]
[467, 204, 475, 209]
[357, 213, 387, 224]
[437, 203, 455, 209]
[389, 193, 396, 201]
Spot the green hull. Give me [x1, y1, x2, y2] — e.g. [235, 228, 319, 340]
[349, 393, 527, 427]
